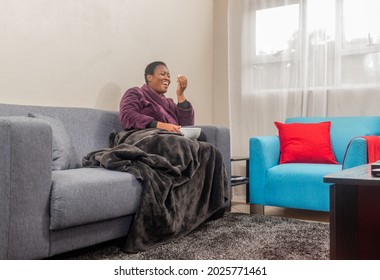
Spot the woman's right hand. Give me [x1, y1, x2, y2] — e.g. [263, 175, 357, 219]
[156, 122, 181, 132]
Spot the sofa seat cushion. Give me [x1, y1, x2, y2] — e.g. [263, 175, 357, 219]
[265, 163, 342, 211]
[50, 168, 142, 230]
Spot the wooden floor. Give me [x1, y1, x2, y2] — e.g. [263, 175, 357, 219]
[230, 201, 330, 223]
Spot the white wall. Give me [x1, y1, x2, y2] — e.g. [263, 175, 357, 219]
[213, 0, 230, 128]
[0, 0, 215, 124]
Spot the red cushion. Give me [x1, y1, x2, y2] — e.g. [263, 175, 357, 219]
[275, 121, 338, 164]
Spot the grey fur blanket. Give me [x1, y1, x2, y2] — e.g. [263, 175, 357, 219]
[82, 129, 228, 252]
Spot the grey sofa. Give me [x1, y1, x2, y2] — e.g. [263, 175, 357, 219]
[0, 103, 231, 259]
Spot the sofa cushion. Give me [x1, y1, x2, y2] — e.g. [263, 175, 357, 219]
[28, 112, 78, 170]
[50, 168, 142, 230]
[265, 163, 342, 211]
[275, 121, 338, 164]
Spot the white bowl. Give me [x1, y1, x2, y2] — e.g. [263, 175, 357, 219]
[180, 127, 201, 139]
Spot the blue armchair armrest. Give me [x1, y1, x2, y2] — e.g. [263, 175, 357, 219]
[342, 137, 368, 169]
[249, 136, 280, 204]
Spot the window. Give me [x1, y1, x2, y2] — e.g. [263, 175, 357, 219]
[341, 0, 380, 86]
[255, 4, 299, 56]
[250, 0, 380, 91]
[343, 0, 380, 49]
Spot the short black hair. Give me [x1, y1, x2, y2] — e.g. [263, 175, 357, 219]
[144, 61, 167, 84]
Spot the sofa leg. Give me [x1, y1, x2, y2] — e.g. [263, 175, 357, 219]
[250, 204, 264, 215]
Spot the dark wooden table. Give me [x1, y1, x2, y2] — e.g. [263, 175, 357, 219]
[324, 164, 380, 260]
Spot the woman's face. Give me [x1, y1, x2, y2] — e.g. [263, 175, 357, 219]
[147, 65, 171, 94]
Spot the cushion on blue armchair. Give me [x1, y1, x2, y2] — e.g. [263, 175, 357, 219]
[275, 121, 338, 164]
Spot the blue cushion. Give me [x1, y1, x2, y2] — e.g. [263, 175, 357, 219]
[265, 163, 342, 211]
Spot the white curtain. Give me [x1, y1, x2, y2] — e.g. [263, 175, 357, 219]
[228, 0, 380, 158]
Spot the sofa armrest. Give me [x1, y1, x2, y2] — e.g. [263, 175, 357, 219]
[191, 125, 231, 207]
[342, 137, 368, 170]
[249, 136, 280, 204]
[191, 125, 231, 182]
[0, 117, 52, 259]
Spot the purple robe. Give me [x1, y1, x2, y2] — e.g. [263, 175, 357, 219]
[119, 84, 195, 129]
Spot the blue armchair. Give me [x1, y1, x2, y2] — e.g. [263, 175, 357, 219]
[249, 116, 380, 212]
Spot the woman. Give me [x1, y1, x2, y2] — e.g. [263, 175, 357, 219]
[119, 61, 195, 132]
[113, 63, 225, 252]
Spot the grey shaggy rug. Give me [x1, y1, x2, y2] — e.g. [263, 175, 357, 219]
[53, 213, 329, 260]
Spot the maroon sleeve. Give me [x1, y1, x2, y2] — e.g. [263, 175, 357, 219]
[176, 101, 195, 126]
[119, 88, 154, 129]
